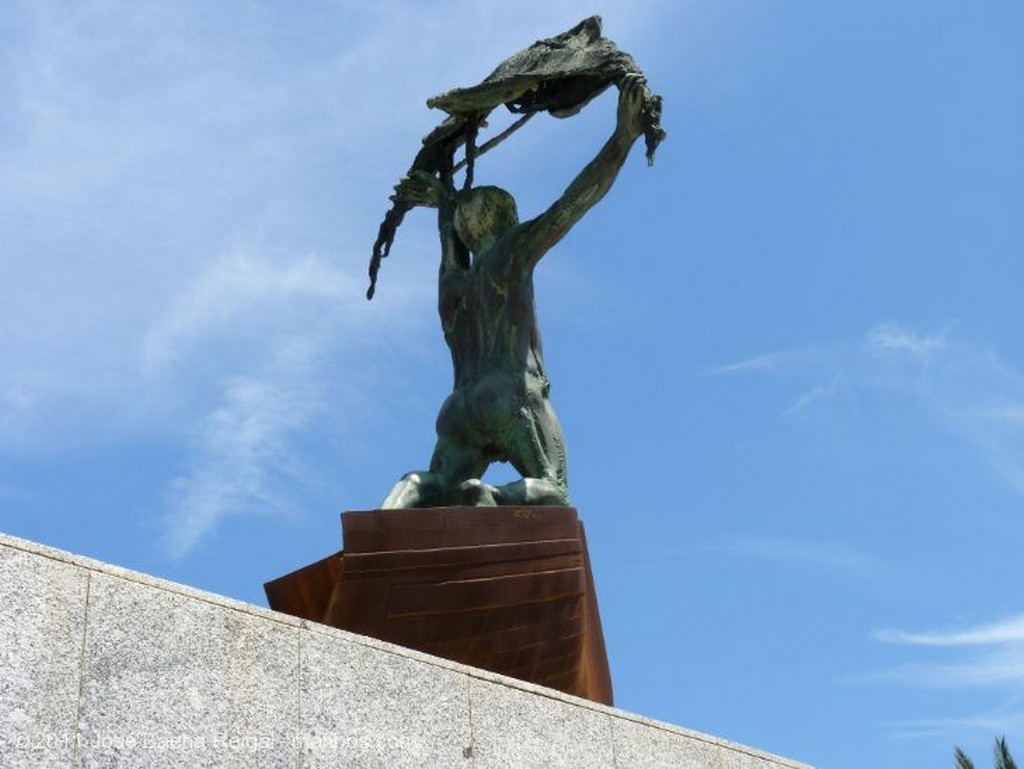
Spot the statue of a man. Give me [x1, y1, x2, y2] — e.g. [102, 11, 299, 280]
[382, 74, 651, 509]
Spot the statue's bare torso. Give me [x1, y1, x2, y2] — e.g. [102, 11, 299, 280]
[439, 228, 545, 388]
[429, 222, 567, 505]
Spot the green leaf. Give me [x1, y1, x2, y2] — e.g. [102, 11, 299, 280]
[995, 736, 1017, 769]
[956, 745, 977, 769]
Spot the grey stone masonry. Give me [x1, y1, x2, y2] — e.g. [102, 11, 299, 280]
[0, 531, 814, 769]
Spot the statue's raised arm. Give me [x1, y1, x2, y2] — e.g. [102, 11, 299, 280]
[391, 171, 467, 273]
[516, 73, 651, 268]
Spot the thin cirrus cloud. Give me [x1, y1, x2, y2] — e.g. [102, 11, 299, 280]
[886, 703, 1024, 740]
[144, 250, 349, 557]
[0, 4, 441, 469]
[782, 384, 835, 416]
[146, 243, 432, 557]
[701, 347, 819, 377]
[703, 536, 880, 576]
[141, 248, 373, 375]
[865, 615, 1024, 690]
[704, 322, 1024, 501]
[874, 615, 1024, 647]
[865, 322, 947, 360]
[162, 367, 322, 559]
[715, 329, 1024, 735]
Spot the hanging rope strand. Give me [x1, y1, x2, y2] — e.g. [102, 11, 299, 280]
[453, 113, 534, 174]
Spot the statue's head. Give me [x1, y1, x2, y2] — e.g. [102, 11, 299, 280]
[454, 186, 519, 254]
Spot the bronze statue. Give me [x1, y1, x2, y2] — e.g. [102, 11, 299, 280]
[368, 17, 664, 508]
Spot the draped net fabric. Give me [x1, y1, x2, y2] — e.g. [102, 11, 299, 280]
[366, 16, 665, 298]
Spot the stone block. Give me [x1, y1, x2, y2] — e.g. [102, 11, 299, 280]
[0, 540, 88, 769]
[468, 675, 615, 768]
[76, 571, 300, 769]
[611, 714, 807, 769]
[299, 627, 473, 768]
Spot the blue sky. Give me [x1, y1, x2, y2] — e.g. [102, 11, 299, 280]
[2, 2, 1022, 766]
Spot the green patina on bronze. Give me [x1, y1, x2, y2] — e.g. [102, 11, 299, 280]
[370, 17, 664, 509]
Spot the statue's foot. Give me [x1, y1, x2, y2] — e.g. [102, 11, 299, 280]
[458, 478, 500, 506]
[493, 477, 568, 506]
[381, 471, 446, 509]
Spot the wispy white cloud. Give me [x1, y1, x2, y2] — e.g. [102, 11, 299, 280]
[866, 322, 947, 360]
[0, 484, 33, 503]
[163, 367, 318, 558]
[0, 4, 446, 452]
[857, 652, 1024, 689]
[710, 321, 1024, 502]
[703, 348, 817, 376]
[705, 536, 880, 576]
[886, 700, 1024, 740]
[783, 384, 833, 416]
[145, 243, 433, 556]
[875, 615, 1024, 647]
[966, 404, 1024, 423]
[860, 614, 1024, 690]
[141, 248, 369, 375]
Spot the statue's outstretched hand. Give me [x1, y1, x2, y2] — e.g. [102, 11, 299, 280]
[616, 73, 647, 140]
[391, 171, 448, 209]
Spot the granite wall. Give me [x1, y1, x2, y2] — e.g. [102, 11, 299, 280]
[0, 531, 812, 768]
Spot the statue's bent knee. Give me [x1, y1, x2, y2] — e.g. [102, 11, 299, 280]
[458, 478, 499, 506]
[381, 472, 429, 509]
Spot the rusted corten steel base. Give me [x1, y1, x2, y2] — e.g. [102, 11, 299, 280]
[264, 506, 613, 706]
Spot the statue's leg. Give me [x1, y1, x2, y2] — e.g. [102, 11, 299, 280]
[458, 478, 501, 506]
[380, 471, 446, 509]
[497, 395, 569, 506]
[381, 435, 486, 508]
[435, 441, 503, 506]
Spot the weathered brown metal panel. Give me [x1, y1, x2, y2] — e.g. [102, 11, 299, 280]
[264, 506, 613, 705]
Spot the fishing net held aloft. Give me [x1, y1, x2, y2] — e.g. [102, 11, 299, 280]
[366, 16, 666, 299]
